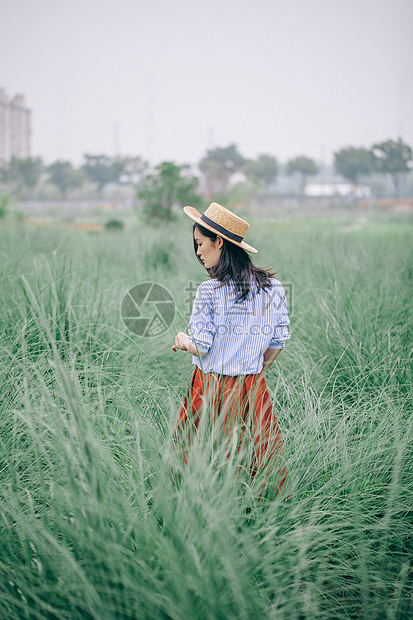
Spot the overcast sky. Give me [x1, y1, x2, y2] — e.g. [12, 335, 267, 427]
[1, 0, 412, 167]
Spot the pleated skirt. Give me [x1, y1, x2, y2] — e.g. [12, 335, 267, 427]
[176, 366, 288, 497]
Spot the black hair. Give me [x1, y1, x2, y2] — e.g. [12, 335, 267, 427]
[193, 223, 276, 301]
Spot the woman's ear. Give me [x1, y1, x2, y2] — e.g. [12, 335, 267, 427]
[216, 236, 224, 249]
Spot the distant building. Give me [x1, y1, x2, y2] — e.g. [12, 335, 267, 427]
[304, 182, 370, 198]
[0, 89, 31, 162]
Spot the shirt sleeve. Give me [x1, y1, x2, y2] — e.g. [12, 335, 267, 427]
[268, 282, 291, 349]
[188, 283, 216, 354]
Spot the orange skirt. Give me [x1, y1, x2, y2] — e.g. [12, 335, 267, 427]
[175, 366, 287, 497]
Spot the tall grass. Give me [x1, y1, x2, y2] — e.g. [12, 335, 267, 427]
[0, 213, 412, 619]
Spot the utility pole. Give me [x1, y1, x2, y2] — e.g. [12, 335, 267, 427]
[113, 122, 120, 157]
[397, 79, 405, 140]
[146, 75, 154, 163]
[208, 126, 215, 151]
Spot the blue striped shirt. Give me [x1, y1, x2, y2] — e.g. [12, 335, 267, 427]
[188, 277, 290, 376]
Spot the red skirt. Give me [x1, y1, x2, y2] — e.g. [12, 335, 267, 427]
[175, 366, 287, 497]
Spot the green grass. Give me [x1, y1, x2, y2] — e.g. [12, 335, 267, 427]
[0, 211, 412, 619]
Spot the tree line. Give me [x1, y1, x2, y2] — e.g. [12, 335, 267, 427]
[0, 138, 411, 219]
[0, 155, 148, 199]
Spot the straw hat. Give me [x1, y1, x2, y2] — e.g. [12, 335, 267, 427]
[183, 202, 258, 253]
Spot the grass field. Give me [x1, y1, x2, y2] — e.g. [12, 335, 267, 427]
[0, 210, 412, 619]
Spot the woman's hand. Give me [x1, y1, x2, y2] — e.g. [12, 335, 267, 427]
[172, 332, 191, 352]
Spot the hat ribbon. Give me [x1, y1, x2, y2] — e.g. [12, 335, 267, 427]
[200, 214, 243, 243]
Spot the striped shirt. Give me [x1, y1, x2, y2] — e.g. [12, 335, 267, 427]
[188, 277, 290, 376]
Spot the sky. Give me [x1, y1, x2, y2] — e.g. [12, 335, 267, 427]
[1, 0, 412, 167]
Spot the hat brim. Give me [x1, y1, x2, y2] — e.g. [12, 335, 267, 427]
[183, 206, 258, 253]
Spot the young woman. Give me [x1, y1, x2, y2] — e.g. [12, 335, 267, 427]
[172, 202, 290, 495]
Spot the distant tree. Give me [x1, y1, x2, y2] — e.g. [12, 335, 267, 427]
[47, 161, 85, 198]
[138, 161, 201, 222]
[333, 147, 375, 184]
[286, 155, 319, 195]
[1, 156, 43, 195]
[199, 144, 246, 199]
[81, 154, 125, 192]
[243, 154, 278, 186]
[371, 138, 413, 197]
[118, 156, 148, 189]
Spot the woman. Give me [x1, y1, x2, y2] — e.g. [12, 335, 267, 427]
[172, 202, 290, 496]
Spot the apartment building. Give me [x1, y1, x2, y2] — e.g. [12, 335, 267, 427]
[0, 89, 31, 162]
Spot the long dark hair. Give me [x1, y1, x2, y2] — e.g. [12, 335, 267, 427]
[193, 223, 276, 301]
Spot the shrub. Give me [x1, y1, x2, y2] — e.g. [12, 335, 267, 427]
[138, 162, 201, 223]
[104, 218, 124, 232]
[0, 193, 10, 218]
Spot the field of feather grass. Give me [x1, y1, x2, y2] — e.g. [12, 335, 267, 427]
[0, 210, 412, 619]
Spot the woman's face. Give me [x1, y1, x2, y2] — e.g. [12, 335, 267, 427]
[194, 228, 223, 269]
